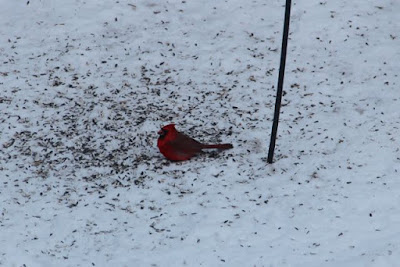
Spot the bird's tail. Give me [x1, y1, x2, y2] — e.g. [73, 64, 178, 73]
[202, 143, 233, 150]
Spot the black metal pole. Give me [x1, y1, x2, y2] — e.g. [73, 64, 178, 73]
[267, 0, 292, 164]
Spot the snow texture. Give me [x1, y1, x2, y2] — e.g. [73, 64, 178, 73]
[0, 0, 399, 266]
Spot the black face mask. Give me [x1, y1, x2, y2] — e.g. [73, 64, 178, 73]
[158, 129, 168, 139]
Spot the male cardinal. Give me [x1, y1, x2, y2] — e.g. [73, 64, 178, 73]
[157, 124, 233, 161]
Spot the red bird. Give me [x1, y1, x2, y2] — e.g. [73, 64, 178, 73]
[157, 124, 233, 161]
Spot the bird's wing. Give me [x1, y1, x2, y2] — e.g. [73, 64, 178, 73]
[168, 133, 204, 154]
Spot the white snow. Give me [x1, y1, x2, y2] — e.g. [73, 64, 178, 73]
[1, 0, 399, 266]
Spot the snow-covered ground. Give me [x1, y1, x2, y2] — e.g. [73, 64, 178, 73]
[1, 0, 399, 266]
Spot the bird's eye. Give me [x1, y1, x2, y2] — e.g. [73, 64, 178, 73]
[158, 129, 167, 137]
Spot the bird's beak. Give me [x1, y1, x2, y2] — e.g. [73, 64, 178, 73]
[158, 130, 163, 135]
